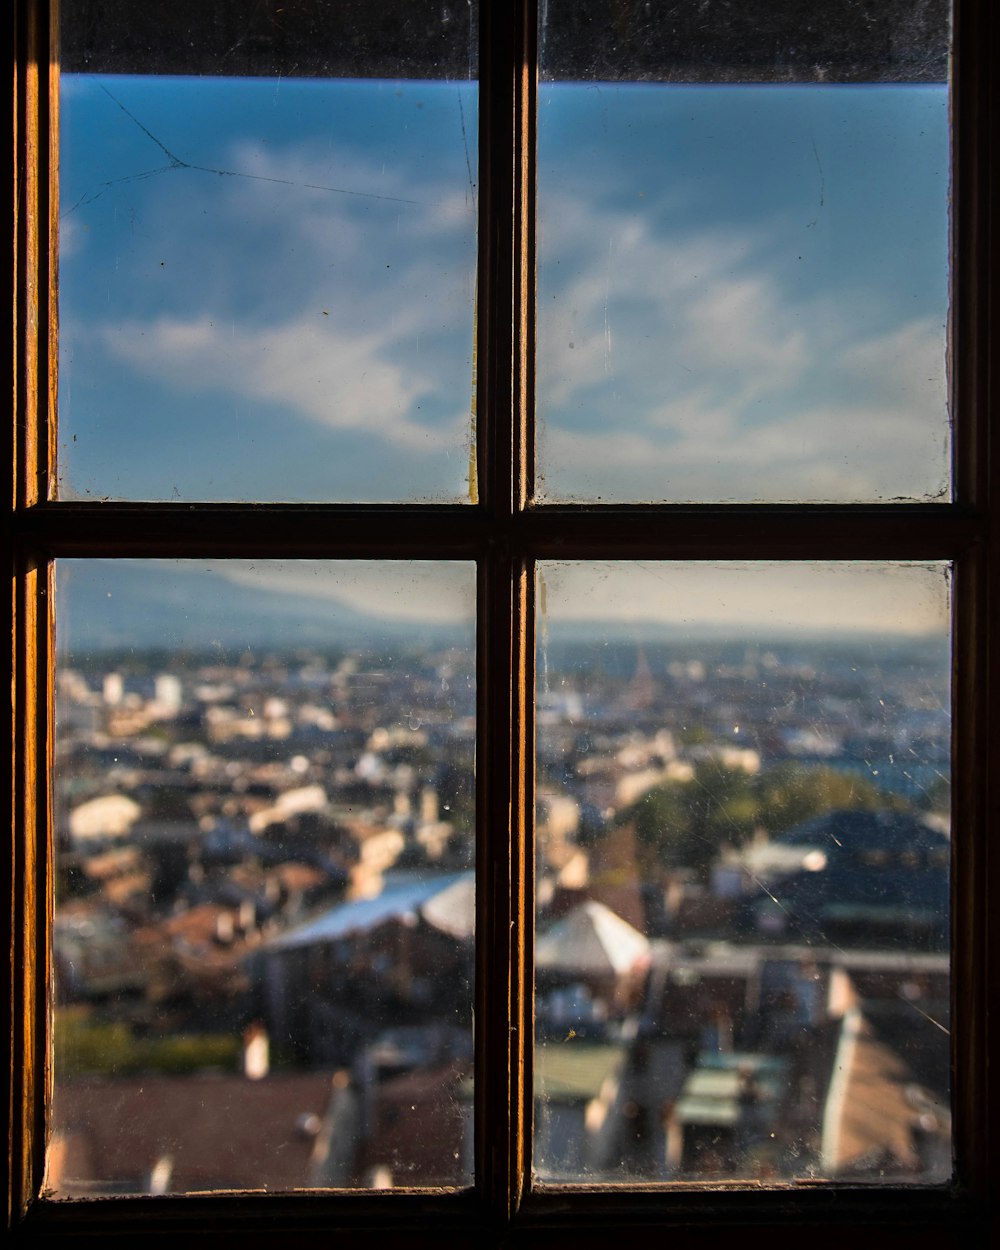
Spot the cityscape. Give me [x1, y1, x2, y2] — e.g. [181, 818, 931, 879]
[46, 566, 951, 1194]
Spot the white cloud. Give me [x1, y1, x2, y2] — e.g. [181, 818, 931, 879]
[535, 186, 949, 502]
[74, 133, 477, 463]
[679, 276, 808, 378]
[216, 560, 476, 625]
[218, 139, 475, 251]
[539, 561, 950, 635]
[539, 377, 948, 503]
[841, 318, 947, 410]
[66, 87, 947, 504]
[58, 214, 88, 260]
[102, 313, 468, 452]
[538, 195, 805, 421]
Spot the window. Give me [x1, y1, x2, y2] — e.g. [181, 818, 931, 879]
[9, 0, 997, 1244]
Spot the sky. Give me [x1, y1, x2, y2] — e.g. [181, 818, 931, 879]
[55, 558, 949, 653]
[56, 73, 951, 635]
[538, 562, 950, 638]
[58, 75, 480, 502]
[536, 82, 950, 502]
[58, 74, 949, 506]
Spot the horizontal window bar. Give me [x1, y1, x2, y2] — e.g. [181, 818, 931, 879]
[14, 503, 986, 561]
[19, 1185, 987, 1241]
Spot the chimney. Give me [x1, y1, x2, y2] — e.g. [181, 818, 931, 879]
[103, 672, 124, 705]
[420, 787, 439, 824]
[243, 1022, 270, 1080]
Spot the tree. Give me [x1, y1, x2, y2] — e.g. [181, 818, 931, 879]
[752, 762, 902, 836]
[620, 760, 755, 879]
[616, 760, 911, 881]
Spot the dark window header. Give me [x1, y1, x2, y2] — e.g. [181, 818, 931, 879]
[61, 0, 947, 83]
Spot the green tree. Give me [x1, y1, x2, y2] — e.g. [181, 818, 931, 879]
[55, 1009, 240, 1077]
[752, 762, 903, 836]
[615, 759, 911, 880]
[620, 759, 756, 879]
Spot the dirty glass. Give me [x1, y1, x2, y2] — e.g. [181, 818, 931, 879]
[57, 1, 478, 502]
[48, 559, 475, 1193]
[536, 0, 951, 503]
[534, 562, 951, 1183]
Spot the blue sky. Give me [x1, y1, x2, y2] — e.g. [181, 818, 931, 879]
[59, 75, 948, 506]
[59, 75, 479, 501]
[536, 82, 949, 501]
[56, 74, 951, 633]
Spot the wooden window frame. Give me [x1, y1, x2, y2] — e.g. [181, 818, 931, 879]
[8, 0, 998, 1244]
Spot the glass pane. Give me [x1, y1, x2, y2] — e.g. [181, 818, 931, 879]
[536, 1, 951, 503]
[49, 560, 475, 1193]
[535, 562, 950, 1184]
[57, 2, 478, 502]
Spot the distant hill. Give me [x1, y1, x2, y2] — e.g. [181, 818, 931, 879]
[56, 560, 950, 662]
[56, 560, 469, 655]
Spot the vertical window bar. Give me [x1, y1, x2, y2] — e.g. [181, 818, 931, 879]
[477, 0, 538, 1218]
[951, 0, 993, 510]
[478, 553, 535, 1218]
[10, 0, 56, 1224]
[515, 0, 537, 516]
[479, 0, 516, 520]
[951, 0, 999, 1203]
[14, 0, 55, 514]
[515, 0, 539, 1201]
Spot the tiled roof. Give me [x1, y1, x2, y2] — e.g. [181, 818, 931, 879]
[358, 1058, 472, 1188]
[535, 1041, 627, 1104]
[49, 1071, 341, 1194]
[536, 900, 650, 976]
[267, 871, 473, 950]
